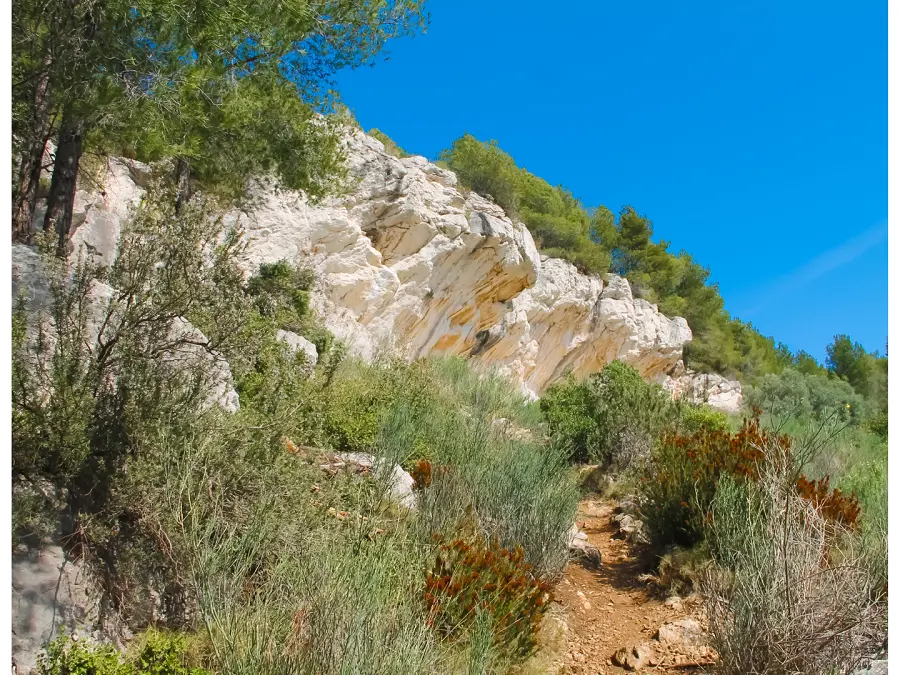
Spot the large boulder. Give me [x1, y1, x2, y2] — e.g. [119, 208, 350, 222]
[12, 544, 101, 674]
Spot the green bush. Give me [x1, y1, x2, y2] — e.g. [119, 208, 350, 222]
[677, 404, 730, 434]
[744, 367, 869, 423]
[38, 632, 209, 675]
[540, 360, 676, 466]
[244, 259, 332, 356]
[438, 134, 611, 276]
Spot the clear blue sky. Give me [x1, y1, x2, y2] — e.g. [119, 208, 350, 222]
[334, 0, 887, 362]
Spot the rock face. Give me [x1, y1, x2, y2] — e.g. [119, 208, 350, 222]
[58, 130, 694, 397]
[12, 545, 99, 673]
[276, 329, 319, 369]
[661, 364, 743, 413]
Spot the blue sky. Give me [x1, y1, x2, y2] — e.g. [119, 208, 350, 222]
[334, 0, 887, 362]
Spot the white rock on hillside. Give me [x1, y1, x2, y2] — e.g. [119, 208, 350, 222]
[661, 366, 743, 413]
[12, 544, 100, 673]
[62, 129, 694, 396]
[277, 329, 319, 368]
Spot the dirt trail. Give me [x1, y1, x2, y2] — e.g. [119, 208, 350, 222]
[546, 499, 716, 674]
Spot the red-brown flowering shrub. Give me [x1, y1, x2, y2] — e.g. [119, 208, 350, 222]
[410, 459, 432, 490]
[424, 535, 552, 658]
[640, 414, 860, 548]
[795, 475, 860, 528]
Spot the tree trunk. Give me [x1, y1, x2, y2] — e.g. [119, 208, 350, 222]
[174, 157, 192, 214]
[43, 110, 84, 258]
[12, 61, 53, 243]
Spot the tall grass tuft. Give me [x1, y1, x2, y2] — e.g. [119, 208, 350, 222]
[702, 436, 886, 675]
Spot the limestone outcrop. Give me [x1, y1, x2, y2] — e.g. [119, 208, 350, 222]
[38, 129, 696, 397]
[661, 365, 743, 413]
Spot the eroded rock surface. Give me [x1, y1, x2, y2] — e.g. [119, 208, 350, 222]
[661, 364, 743, 413]
[63, 130, 694, 397]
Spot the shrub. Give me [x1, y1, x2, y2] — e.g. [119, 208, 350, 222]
[438, 134, 611, 276]
[368, 128, 411, 159]
[677, 404, 730, 434]
[703, 467, 885, 675]
[376, 360, 578, 578]
[744, 367, 869, 423]
[540, 360, 677, 466]
[838, 456, 888, 598]
[39, 637, 126, 675]
[38, 632, 209, 675]
[244, 259, 332, 356]
[639, 415, 860, 550]
[424, 535, 552, 659]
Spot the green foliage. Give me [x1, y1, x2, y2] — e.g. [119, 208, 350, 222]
[369, 128, 411, 159]
[38, 632, 209, 675]
[243, 259, 333, 356]
[826, 334, 888, 411]
[744, 367, 869, 423]
[838, 454, 888, 597]
[320, 357, 435, 453]
[425, 536, 552, 659]
[677, 405, 730, 434]
[378, 359, 579, 578]
[118, 67, 351, 205]
[39, 638, 126, 675]
[540, 361, 676, 465]
[439, 134, 610, 275]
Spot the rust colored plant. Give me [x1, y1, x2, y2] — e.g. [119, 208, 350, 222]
[641, 414, 860, 548]
[410, 459, 432, 490]
[795, 475, 860, 528]
[424, 535, 552, 658]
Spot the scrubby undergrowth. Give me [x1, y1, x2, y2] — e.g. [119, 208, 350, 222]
[13, 187, 578, 674]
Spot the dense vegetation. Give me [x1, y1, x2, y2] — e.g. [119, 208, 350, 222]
[14, 189, 581, 673]
[540, 358, 887, 673]
[12, 2, 886, 673]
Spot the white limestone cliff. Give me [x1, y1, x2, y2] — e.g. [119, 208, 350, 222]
[38, 129, 720, 400]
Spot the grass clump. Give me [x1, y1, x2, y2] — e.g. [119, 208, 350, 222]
[704, 467, 885, 674]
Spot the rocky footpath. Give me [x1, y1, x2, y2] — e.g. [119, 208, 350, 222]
[51, 129, 707, 400]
